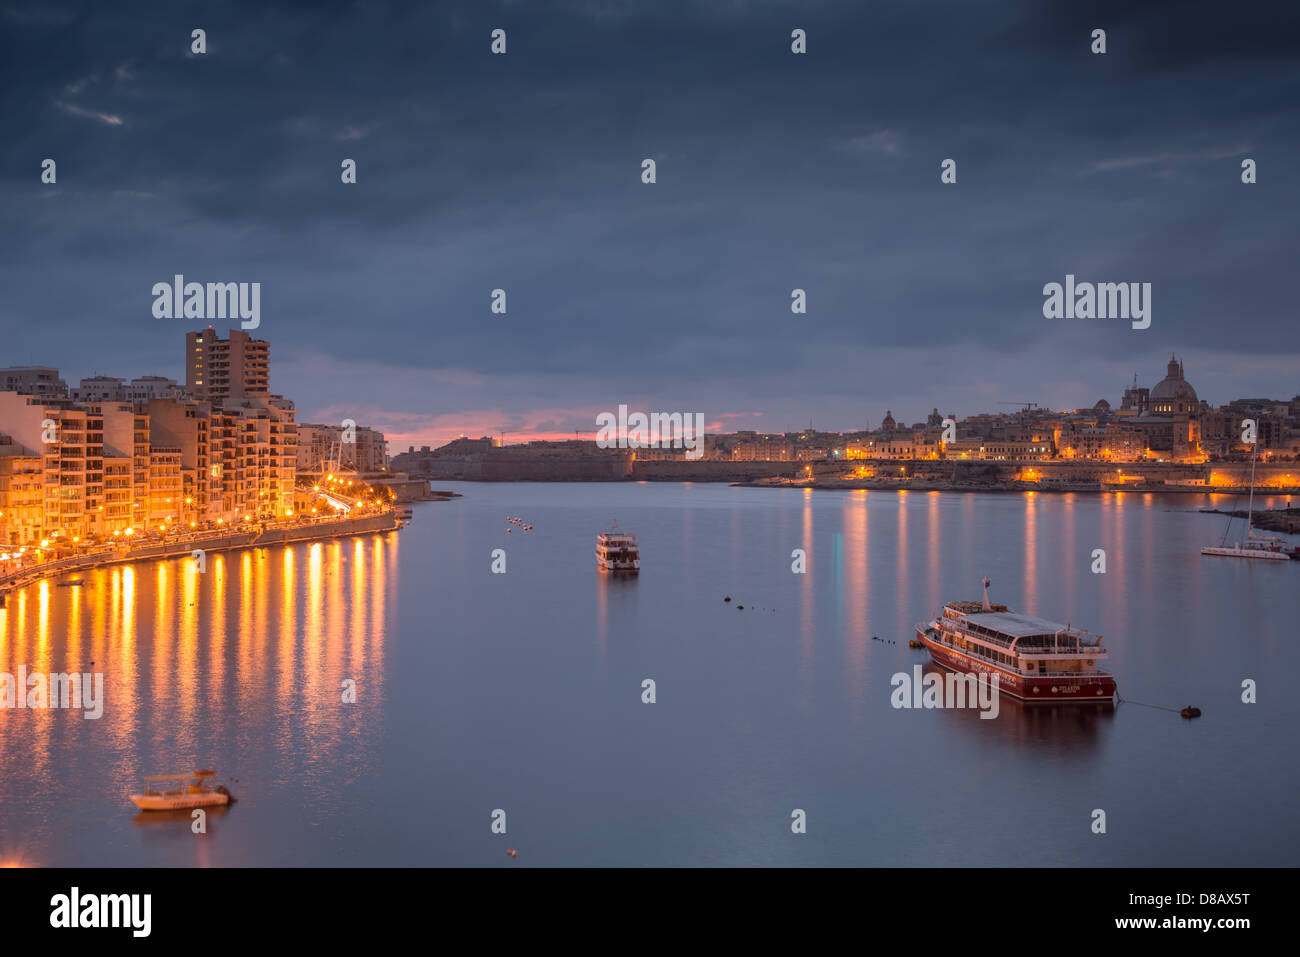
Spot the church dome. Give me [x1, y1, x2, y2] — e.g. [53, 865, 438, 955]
[1150, 354, 1197, 413]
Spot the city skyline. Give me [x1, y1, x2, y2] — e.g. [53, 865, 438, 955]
[8, 336, 1296, 450]
[2, 0, 1297, 448]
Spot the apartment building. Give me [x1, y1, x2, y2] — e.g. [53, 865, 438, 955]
[185, 327, 270, 402]
[0, 367, 67, 397]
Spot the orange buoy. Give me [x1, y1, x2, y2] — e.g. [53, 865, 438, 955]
[507, 849, 517, 858]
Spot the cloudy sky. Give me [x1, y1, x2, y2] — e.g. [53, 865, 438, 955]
[3, 0, 1297, 449]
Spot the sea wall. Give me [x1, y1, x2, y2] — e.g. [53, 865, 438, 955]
[630, 460, 806, 481]
[391, 448, 1300, 488]
[0, 512, 399, 598]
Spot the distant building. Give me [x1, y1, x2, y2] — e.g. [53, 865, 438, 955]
[1149, 354, 1198, 416]
[127, 376, 185, 402]
[297, 422, 389, 474]
[72, 376, 127, 402]
[1119, 375, 1150, 416]
[0, 367, 67, 398]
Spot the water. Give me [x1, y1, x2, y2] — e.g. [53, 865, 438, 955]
[1, 483, 1297, 866]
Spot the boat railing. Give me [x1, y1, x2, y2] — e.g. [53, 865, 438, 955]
[939, 628, 1103, 655]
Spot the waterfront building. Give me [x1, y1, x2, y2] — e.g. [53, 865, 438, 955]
[147, 448, 183, 529]
[945, 436, 1052, 461]
[730, 434, 795, 461]
[0, 438, 43, 545]
[0, 330, 300, 547]
[1054, 423, 1147, 462]
[185, 327, 270, 402]
[146, 396, 213, 524]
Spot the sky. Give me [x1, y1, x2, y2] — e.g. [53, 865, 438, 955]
[2, 0, 1298, 450]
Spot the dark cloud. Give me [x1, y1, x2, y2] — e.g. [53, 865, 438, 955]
[1, 0, 1296, 444]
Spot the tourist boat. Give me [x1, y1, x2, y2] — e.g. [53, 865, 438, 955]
[1203, 440, 1293, 561]
[596, 524, 639, 573]
[915, 578, 1116, 702]
[130, 770, 231, 811]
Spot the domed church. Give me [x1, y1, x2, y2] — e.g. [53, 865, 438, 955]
[1150, 354, 1198, 416]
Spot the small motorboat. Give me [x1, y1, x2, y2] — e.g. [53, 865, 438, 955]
[130, 769, 232, 811]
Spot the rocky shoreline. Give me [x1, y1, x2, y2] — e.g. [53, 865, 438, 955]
[1200, 507, 1300, 535]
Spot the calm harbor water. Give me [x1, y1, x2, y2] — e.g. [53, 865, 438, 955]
[1, 483, 1297, 867]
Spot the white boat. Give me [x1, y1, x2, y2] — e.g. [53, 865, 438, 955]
[916, 577, 1116, 702]
[1201, 541, 1289, 561]
[1202, 440, 1294, 561]
[596, 524, 639, 573]
[130, 770, 231, 811]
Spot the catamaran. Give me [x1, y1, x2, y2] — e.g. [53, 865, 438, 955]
[1202, 440, 1292, 561]
[130, 770, 232, 811]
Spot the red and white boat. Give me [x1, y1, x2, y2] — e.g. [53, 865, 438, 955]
[916, 578, 1116, 702]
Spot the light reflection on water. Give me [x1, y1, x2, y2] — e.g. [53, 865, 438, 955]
[0, 535, 394, 866]
[0, 485, 1296, 866]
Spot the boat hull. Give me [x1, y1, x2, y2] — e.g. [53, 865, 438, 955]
[595, 553, 639, 572]
[918, 627, 1116, 702]
[1200, 546, 1289, 561]
[130, 792, 229, 811]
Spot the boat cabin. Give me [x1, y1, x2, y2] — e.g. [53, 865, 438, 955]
[938, 605, 1107, 676]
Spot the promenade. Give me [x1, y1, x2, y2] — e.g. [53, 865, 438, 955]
[0, 510, 400, 603]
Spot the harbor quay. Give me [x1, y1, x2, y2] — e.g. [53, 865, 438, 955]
[753, 457, 1300, 494]
[0, 510, 400, 603]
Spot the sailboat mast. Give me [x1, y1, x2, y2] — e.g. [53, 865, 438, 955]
[1246, 438, 1258, 539]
